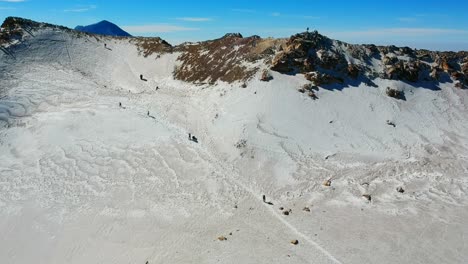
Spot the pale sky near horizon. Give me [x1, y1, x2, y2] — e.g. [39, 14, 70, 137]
[1, 0, 467, 51]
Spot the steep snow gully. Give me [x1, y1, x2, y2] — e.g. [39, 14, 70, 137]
[1, 24, 468, 264]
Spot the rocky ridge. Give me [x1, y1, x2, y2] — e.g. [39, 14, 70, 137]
[1, 17, 466, 88]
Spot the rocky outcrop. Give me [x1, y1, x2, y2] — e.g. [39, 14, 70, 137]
[173, 34, 283, 84]
[270, 30, 467, 88]
[305, 72, 343, 86]
[131, 37, 172, 57]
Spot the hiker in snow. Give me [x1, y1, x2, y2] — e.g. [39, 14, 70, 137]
[119, 102, 122, 107]
[192, 135, 198, 143]
[262, 195, 266, 203]
[140, 74, 143, 80]
[147, 111, 150, 116]
[189, 133, 191, 140]
[104, 43, 107, 48]
[156, 86, 159, 90]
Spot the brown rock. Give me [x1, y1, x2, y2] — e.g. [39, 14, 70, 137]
[290, 239, 299, 245]
[323, 179, 331, 187]
[386, 87, 404, 99]
[441, 60, 451, 72]
[218, 236, 227, 241]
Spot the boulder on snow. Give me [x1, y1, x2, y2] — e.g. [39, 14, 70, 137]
[290, 239, 299, 245]
[305, 71, 343, 86]
[218, 236, 227, 241]
[386, 87, 405, 100]
[323, 179, 331, 187]
[455, 81, 465, 89]
[362, 194, 372, 202]
[386, 120, 396, 127]
[303, 207, 310, 212]
[260, 69, 273, 81]
[308, 91, 318, 100]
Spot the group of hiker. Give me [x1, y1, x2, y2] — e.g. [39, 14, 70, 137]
[115, 53, 201, 144]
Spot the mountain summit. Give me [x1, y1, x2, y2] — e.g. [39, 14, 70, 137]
[75, 20, 131, 37]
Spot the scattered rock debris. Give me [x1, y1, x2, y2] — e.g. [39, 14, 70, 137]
[396, 186, 405, 193]
[303, 207, 310, 212]
[362, 194, 372, 202]
[218, 236, 227, 241]
[386, 120, 396, 127]
[290, 239, 299, 245]
[279, 207, 284, 210]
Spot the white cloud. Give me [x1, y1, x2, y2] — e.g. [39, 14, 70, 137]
[329, 28, 468, 38]
[0, 0, 25, 2]
[271, 13, 320, 19]
[398, 17, 418, 22]
[301, 15, 321, 19]
[176, 17, 212, 22]
[64, 5, 96, 12]
[122, 24, 199, 33]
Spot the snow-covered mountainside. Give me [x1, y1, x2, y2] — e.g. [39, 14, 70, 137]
[75, 20, 132, 37]
[1, 17, 468, 264]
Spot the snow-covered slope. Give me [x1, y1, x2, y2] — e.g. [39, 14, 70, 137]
[1, 18, 468, 264]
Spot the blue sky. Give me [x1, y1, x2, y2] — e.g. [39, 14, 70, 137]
[1, 0, 467, 51]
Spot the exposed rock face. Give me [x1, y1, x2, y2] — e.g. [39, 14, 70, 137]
[131, 37, 172, 57]
[347, 64, 360, 79]
[173, 34, 284, 84]
[305, 72, 343, 86]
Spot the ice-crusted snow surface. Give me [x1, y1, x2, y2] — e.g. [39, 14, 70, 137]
[1, 28, 468, 264]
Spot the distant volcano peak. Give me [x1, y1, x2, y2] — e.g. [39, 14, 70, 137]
[75, 20, 131, 37]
